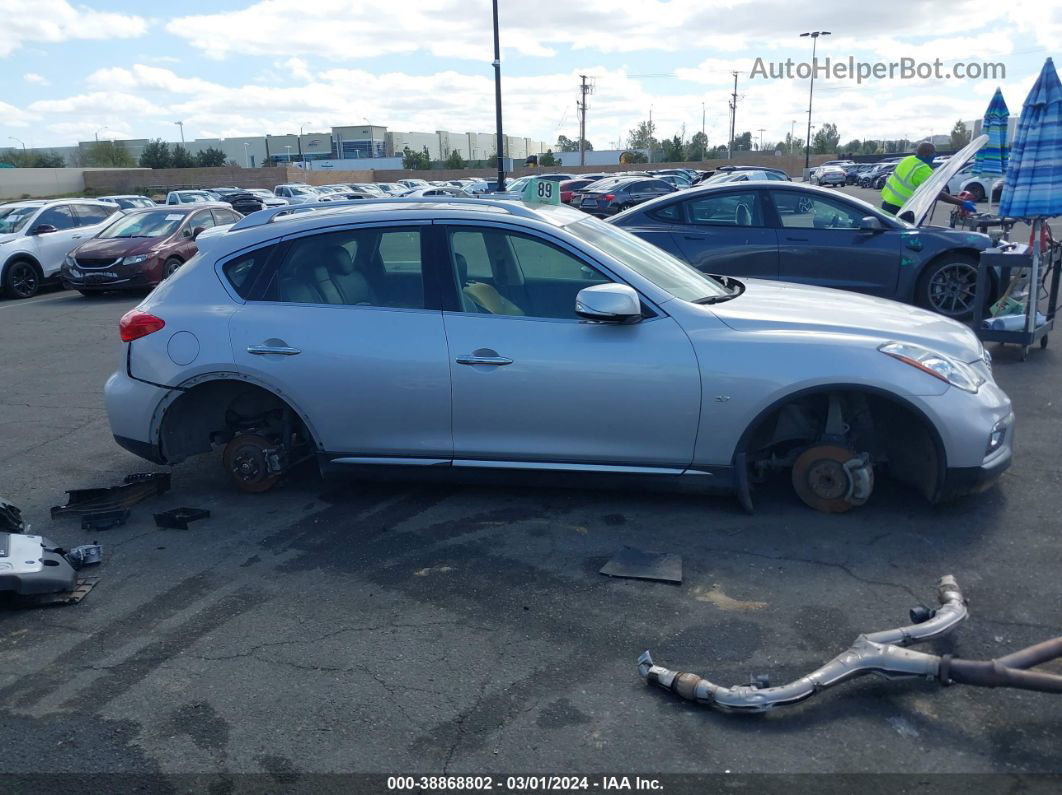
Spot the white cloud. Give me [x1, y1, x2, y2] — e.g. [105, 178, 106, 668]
[23, 72, 49, 86]
[0, 0, 147, 57]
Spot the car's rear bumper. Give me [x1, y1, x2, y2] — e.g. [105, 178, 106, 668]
[105, 367, 174, 463]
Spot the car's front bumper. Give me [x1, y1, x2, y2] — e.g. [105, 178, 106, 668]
[938, 446, 1012, 501]
[61, 259, 162, 290]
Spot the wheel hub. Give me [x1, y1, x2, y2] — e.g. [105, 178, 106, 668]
[791, 445, 874, 513]
[222, 434, 283, 493]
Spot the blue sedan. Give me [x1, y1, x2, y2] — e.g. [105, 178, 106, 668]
[608, 182, 997, 318]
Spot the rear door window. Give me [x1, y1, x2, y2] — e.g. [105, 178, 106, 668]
[73, 204, 116, 226]
[34, 204, 77, 231]
[683, 191, 763, 227]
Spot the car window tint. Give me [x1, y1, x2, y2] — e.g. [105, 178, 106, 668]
[223, 245, 276, 300]
[211, 209, 238, 225]
[684, 192, 762, 227]
[274, 227, 424, 308]
[449, 227, 609, 320]
[772, 192, 864, 230]
[647, 203, 680, 223]
[451, 230, 493, 278]
[73, 204, 115, 226]
[35, 205, 77, 231]
[189, 211, 216, 231]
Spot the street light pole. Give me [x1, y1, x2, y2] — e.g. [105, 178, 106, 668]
[94, 126, 109, 143]
[9, 136, 25, 152]
[800, 30, 830, 172]
[243, 142, 251, 168]
[491, 0, 506, 192]
[174, 121, 184, 144]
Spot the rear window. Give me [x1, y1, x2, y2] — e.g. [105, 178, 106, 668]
[223, 245, 276, 299]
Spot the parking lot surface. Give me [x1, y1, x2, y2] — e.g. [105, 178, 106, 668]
[1, 189, 1060, 780]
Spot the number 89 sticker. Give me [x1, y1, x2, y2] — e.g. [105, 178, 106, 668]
[520, 177, 560, 206]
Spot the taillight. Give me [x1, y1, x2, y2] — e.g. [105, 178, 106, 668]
[119, 309, 165, 342]
[604, 194, 615, 201]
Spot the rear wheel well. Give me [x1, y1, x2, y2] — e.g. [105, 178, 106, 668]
[159, 379, 313, 464]
[738, 388, 944, 501]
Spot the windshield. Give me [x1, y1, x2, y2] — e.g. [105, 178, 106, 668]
[567, 217, 729, 301]
[98, 211, 184, 239]
[179, 192, 211, 203]
[291, 187, 317, 196]
[0, 205, 39, 234]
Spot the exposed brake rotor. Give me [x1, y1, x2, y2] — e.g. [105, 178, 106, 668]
[223, 434, 283, 493]
[791, 445, 874, 513]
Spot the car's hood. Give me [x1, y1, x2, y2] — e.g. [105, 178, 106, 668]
[900, 134, 987, 227]
[72, 236, 166, 258]
[710, 279, 983, 362]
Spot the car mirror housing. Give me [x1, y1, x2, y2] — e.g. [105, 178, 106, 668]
[859, 216, 884, 233]
[575, 283, 643, 324]
[30, 224, 58, 235]
[191, 226, 206, 240]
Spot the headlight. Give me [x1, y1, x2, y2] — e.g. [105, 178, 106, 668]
[122, 254, 149, 265]
[879, 342, 985, 393]
[64, 254, 76, 267]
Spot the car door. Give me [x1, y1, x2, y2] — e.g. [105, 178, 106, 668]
[228, 222, 452, 459]
[767, 189, 902, 297]
[441, 223, 700, 470]
[27, 204, 83, 276]
[670, 189, 779, 279]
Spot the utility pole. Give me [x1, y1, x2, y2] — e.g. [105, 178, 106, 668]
[491, 0, 506, 192]
[790, 120, 796, 154]
[174, 121, 184, 144]
[800, 31, 831, 171]
[701, 102, 706, 140]
[647, 105, 653, 164]
[757, 128, 766, 151]
[577, 74, 592, 167]
[728, 71, 739, 160]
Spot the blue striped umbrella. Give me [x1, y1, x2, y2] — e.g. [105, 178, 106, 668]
[999, 58, 1062, 218]
[974, 87, 1009, 178]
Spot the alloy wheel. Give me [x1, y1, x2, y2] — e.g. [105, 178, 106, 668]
[927, 261, 978, 316]
[8, 262, 39, 298]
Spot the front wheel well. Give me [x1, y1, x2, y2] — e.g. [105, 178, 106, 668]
[737, 388, 944, 501]
[159, 379, 314, 464]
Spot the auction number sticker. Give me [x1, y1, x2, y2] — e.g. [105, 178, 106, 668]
[520, 177, 560, 206]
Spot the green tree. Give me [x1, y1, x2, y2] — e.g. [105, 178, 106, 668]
[812, 122, 840, 154]
[0, 148, 35, 167]
[195, 146, 228, 167]
[619, 150, 648, 164]
[85, 140, 135, 167]
[33, 151, 66, 168]
[862, 139, 880, 154]
[556, 134, 592, 153]
[950, 120, 970, 150]
[732, 131, 753, 152]
[626, 120, 657, 152]
[661, 134, 685, 162]
[444, 149, 466, 169]
[139, 139, 172, 169]
[538, 149, 558, 166]
[686, 131, 708, 161]
[401, 147, 430, 170]
[171, 145, 195, 168]
[841, 139, 862, 155]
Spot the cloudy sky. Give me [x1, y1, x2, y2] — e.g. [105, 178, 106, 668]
[0, 0, 1056, 151]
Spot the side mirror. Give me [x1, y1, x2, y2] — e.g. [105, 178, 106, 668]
[31, 224, 58, 235]
[191, 226, 206, 240]
[859, 216, 884, 233]
[575, 283, 642, 324]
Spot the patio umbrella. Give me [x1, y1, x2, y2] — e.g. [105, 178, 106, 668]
[998, 57, 1062, 333]
[974, 87, 1009, 211]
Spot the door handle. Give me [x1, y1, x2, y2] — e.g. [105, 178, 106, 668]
[247, 345, 301, 356]
[455, 354, 513, 366]
[683, 235, 707, 241]
[785, 236, 809, 242]
[71, 234, 83, 239]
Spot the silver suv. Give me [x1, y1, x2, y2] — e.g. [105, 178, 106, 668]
[104, 198, 1012, 512]
[0, 199, 122, 298]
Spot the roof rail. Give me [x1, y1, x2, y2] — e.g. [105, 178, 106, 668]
[227, 196, 545, 232]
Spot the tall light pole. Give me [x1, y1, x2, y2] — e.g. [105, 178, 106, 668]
[790, 120, 796, 154]
[9, 136, 25, 152]
[800, 30, 830, 171]
[284, 145, 292, 163]
[243, 142, 251, 168]
[491, 0, 506, 191]
[174, 121, 185, 144]
[363, 117, 375, 160]
[94, 126, 109, 142]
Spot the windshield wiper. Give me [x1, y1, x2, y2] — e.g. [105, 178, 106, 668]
[694, 276, 744, 304]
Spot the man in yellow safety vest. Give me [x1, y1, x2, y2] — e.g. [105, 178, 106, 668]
[880, 142, 976, 217]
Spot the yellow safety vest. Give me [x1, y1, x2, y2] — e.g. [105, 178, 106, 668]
[880, 155, 933, 209]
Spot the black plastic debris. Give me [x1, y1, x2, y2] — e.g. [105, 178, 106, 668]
[51, 473, 171, 518]
[65, 544, 103, 568]
[1, 497, 26, 533]
[154, 507, 210, 530]
[80, 509, 130, 531]
[0, 533, 78, 596]
[599, 545, 683, 584]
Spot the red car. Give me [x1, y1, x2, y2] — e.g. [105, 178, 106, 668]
[558, 177, 608, 204]
[61, 204, 241, 294]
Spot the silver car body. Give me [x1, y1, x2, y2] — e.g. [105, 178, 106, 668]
[104, 199, 1012, 503]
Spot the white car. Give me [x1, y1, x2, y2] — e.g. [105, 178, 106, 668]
[273, 184, 322, 205]
[0, 199, 122, 298]
[245, 189, 287, 208]
[166, 190, 216, 205]
[99, 195, 157, 210]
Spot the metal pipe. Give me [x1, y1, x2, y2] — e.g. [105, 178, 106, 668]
[491, 0, 506, 192]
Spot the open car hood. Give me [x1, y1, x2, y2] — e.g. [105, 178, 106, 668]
[899, 135, 987, 227]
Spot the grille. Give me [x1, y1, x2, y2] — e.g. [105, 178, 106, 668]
[75, 257, 121, 269]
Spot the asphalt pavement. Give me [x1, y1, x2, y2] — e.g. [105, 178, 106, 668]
[1, 197, 1060, 783]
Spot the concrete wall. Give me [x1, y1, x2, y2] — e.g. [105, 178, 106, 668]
[0, 167, 149, 200]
